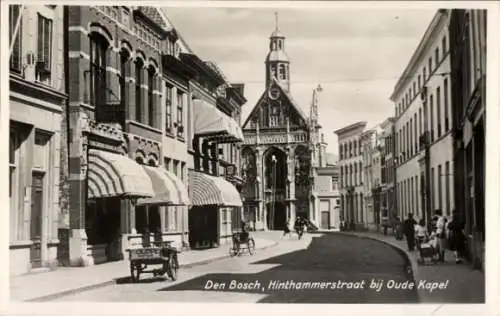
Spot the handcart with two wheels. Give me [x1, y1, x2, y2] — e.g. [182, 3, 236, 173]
[229, 231, 255, 256]
[127, 241, 179, 282]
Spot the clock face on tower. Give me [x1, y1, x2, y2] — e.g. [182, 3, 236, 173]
[269, 87, 280, 100]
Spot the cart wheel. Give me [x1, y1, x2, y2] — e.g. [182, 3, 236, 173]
[167, 253, 179, 281]
[248, 238, 255, 255]
[130, 262, 141, 282]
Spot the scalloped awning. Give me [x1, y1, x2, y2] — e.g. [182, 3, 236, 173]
[87, 150, 154, 199]
[188, 171, 242, 207]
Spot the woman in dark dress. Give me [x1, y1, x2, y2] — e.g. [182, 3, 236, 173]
[447, 211, 466, 263]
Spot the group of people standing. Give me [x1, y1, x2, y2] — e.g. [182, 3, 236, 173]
[402, 210, 466, 263]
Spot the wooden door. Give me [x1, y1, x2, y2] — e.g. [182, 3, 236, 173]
[321, 211, 330, 230]
[30, 172, 44, 268]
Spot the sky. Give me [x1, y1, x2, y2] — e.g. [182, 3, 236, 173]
[164, 6, 436, 156]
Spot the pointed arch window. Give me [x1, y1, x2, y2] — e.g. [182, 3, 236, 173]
[119, 50, 130, 128]
[135, 59, 144, 123]
[147, 65, 155, 127]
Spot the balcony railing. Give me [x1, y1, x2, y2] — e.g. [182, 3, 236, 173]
[243, 130, 308, 145]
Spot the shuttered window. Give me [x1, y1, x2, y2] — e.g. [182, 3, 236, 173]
[37, 14, 52, 66]
[9, 5, 22, 73]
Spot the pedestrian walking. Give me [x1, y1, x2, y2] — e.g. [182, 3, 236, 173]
[394, 216, 403, 240]
[447, 210, 466, 263]
[434, 209, 447, 262]
[403, 213, 417, 251]
[339, 216, 346, 232]
[294, 216, 305, 239]
[282, 219, 292, 238]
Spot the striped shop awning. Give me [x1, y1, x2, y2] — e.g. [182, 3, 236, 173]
[188, 171, 242, 207]
[136, 166, 190, 206]
[87, 150, 154, 199]
[193, 99, 243, 142]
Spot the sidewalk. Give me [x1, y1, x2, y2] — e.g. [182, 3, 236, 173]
[341, 231, 485, 303]
[10, 236, 277, 302]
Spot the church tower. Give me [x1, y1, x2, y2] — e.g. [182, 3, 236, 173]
[241, 13, 323, 232]
[265, 13, 290, 92]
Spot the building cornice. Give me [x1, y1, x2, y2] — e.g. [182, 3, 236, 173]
[334, 121, 367, 136]
[390, 9, 450, 101]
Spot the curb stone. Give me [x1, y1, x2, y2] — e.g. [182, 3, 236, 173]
[24, 239, 279, 302]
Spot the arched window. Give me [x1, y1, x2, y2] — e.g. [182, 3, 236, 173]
[89, 33, 109, 113]
[340, 166, 343, 187]
[349, 164, 353, 186]
[135, 59, 144, 122]
[359, 162, 363, 183]
[271, 64, 278, 79]
[279, 64, 286, 80]
[119, 49, 130, 127]
[360, 193, 364, 222]
[147, 65, 155, 127]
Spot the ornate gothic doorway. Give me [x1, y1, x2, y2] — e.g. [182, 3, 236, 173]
[263, 147, 287, 230]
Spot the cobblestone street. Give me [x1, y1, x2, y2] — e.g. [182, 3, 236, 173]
[54, 233, 417, 303]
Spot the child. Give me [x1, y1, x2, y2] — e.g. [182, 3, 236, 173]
[415, 219, 428, 242]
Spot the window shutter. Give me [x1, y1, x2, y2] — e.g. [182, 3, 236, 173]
[10, 6, 22, 72]
[38, 15, 44, 61]
[45, 19, 52, 65]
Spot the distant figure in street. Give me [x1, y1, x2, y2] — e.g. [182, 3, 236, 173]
[415, 219, 428, 244]
[403, 213, 417, 251]
[394, 216, 403, 240]
[383, 218, 388, 236]
[282, 219, 292, 238]
[240, 222, 250, 242]
[294, 217, 305, 239]
[350, 220, 355, 232]
[434, 209, 447, 262]
[447, 211, 466, 263]
[340, 217, 346, 232]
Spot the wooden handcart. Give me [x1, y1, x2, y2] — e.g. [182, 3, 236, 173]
[229, 231, 255, 256]
[127, 241, 180, 282]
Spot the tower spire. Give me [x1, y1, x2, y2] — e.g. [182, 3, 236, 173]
[266, 12, 290, 91]
[275, 11, 279, 31]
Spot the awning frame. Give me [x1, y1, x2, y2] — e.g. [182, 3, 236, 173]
[193, 99, 243, 142]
